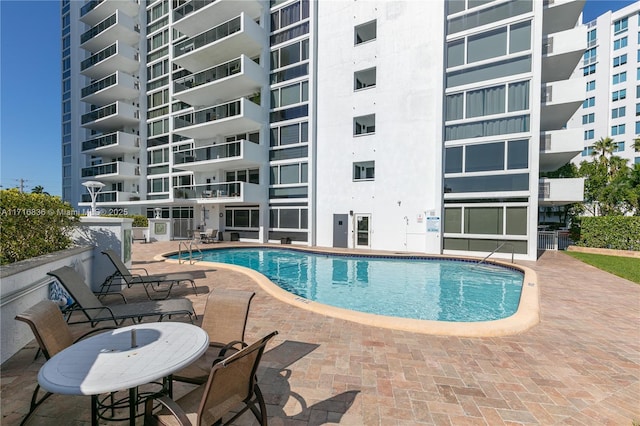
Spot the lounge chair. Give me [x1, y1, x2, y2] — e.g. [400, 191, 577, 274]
[200, 228, 218, 243]
[15, 300, 115, 425]
[173, 288, 255, 385]
[46, 266, 196, 327]
[101, 249, 198, 299]
[144, 331, 278, 426]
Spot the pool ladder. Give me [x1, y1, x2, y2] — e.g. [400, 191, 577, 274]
[475, 242, 515, 266]
[178, 240, 203, 264]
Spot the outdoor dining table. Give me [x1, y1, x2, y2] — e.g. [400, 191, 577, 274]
[37, 322, 209, 425]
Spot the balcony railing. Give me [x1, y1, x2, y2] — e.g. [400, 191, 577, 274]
[174, 58, 241, 93]
[80, 0, 104, 17]
[82, 104, 118, 124]
[81, 13, 117, 44]
[174, 182, 242, 200]
[173, 0, 218, 22]
[81, 191, 116, 203]
[81, 43, 117, 71]
[174, 141, 246, 164]
[174, 99, 241, 129]
[81, 74, 118, 98]
[174, 16, 241, 58]
[82, 132, 119, 151]
[81, 162, 118, 177]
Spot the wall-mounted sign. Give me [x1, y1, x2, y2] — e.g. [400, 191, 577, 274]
[426, 216, 440, 233]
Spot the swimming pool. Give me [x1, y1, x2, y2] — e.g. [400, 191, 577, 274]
[173, 247, 524, 322]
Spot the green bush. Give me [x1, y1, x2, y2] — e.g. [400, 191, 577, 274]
[102, 214, 148, 227]
[0, 189, 79, 265]
[576, 216, 640, 250]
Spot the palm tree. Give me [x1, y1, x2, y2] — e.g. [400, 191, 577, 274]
[634, 136, 640, 152]
[590, 136, 616, 167]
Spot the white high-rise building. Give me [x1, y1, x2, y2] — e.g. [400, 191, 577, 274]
[62, 0, 586, 261]
[568, 1, 640, 167]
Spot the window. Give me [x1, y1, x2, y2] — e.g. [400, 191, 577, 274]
[270, 162, 308, 185]
[583, 97, 595, 108]
[582, 113, 595, 124]
[354, 20, 376, 45]
[270, 39, 309, 71]
[583, 47, 596, 62]
[614, 36, 628, 50]
[445, 80, 529, 121]
[586, 80, 596, 91]
[584, 129, 594, 140]
[583, 64, 596, 75]
[353, 114, 375, 135]
[612, 106, 625, 118]
[614, 141, 625, 152]
[613, 54, 627, 67]
[582, 146, 594, 156]
[587, 28, 597, 46]
[354, 68, 376, 90]
[613, 71, 627, 84]
[353, 161, 375, 180]
[270, 121, 308, 146]
[612, 89, 627, 101]
[444, 139, 528, 174]
[614, 17, 628, 34]
[611, 124, 626, 136]
[271, 81, 309, 109]
[636, 103, 640, 116]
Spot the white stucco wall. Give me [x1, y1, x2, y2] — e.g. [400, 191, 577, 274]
[315, 1, 444, 253]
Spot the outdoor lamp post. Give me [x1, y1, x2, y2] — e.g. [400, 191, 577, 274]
[82, 181, 105, 216]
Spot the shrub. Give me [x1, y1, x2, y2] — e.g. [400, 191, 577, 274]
[576, 216, 640, 250]
[0, 189, 79, 264]
[102, 214, 148, 227]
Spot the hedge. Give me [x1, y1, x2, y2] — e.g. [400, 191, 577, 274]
[102, 214, 148, 227]
[0, 189, 79, 264]
[576, 216, 640, 251]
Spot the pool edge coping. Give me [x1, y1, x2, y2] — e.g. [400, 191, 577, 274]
[159, 245, 539, 337]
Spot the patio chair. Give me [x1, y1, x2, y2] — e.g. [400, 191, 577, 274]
[46, 266, 196, 327]
[144, 331, 278, 426]
[173, 288, 255, 385]
[101, 249, 198, 299]
[199, 228, 218, 244]
[15, 300, 115, 426]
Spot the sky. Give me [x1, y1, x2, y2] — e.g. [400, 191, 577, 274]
[0, 0, 637, 197]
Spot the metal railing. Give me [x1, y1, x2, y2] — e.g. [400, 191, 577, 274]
[538, 230, 571, 251]
[475, 242, 515, 266]
[178, 240, 203, 265]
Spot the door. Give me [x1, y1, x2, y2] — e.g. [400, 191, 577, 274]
[355, 214, 371, 248]
[332, 214, 348, 248]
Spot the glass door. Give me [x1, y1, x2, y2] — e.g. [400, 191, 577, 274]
[355, 214, 371, 248]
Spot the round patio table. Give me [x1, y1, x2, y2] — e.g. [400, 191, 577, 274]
[38, 322, 208, 425]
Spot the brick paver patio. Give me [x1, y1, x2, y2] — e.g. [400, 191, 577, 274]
[2, 242, 639, 425]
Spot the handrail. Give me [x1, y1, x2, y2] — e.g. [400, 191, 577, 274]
[178, 239, 203, 264]
[475, 242, 515, 266]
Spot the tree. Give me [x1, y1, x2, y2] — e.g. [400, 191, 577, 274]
[590, 136, 616, 167]
[31, 185, 49, 195]
[634, 136, 640, 152]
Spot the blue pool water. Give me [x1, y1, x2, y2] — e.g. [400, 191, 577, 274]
[177, 247, 524, 322]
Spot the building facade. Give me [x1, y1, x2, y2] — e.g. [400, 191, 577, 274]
[568, 1, 640, 167]
[63, 0, 586, 261]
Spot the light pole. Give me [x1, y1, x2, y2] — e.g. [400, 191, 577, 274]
[82, 181, 105, 216]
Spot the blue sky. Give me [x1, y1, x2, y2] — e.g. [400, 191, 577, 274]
[0, 0, 637, 197]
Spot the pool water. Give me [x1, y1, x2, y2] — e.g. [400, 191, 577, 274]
[179, 247, 524, 322]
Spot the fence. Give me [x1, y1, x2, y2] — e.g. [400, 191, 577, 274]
[538, 230, 572, 251]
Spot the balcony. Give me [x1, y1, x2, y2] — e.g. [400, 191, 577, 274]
[81, 71, 139, 106]
[173, 14, 264, 73]
[542, 0, 586, 34]
[542, 26, 586, 83]
[173, 139, 266, 173]
[81, 131, 140, 155]
[174, 181, 264, 204]
[173, 55, 266, 107]
[539, 129, 583, 172]
[538, 177, 584, 205]
[81, 161, 140, 181]
[80, 191, 138, 203]
[81, 101, 139, 131]
[540, 78, 583, 131]
[80, 0, 139, 26]
[173, 0, 263, 37]
[80, 10, 140, 52]
[80, 42, 139, 80]
[173, 98, 262, 140]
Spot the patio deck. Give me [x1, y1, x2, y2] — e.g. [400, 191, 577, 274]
[2, 242, 639, 425]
